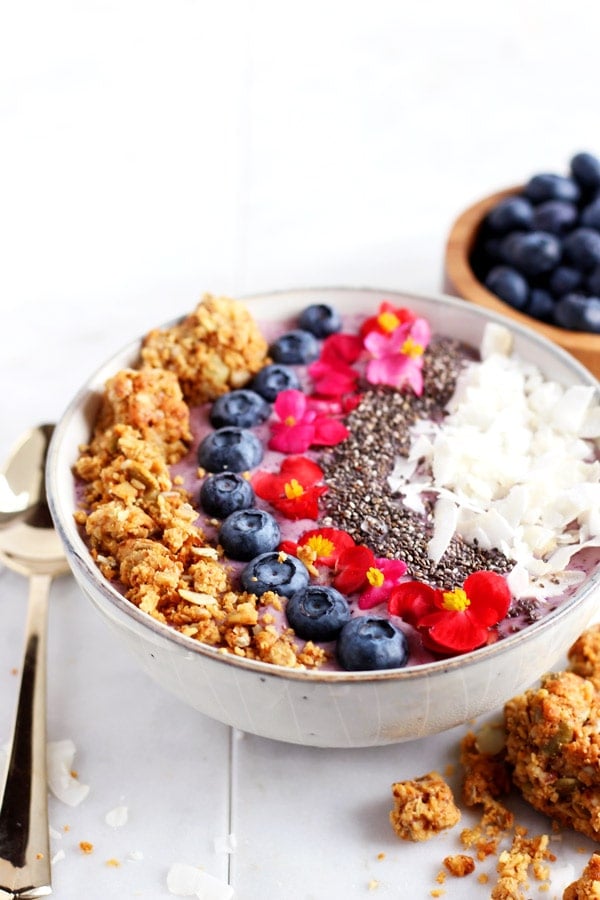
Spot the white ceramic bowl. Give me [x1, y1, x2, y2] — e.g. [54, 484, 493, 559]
[47, 288, 600, 748]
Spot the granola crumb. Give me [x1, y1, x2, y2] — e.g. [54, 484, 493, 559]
[389, 772, 461, 842]
[491, 833, 552, 900]
[459, 730, 513, 859]
[79, 841, 94, 854]
[443, 854, 476, 877]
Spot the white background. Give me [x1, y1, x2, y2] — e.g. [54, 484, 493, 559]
[1, 2, 599, 897]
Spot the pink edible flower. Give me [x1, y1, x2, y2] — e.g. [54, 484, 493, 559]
[268, 389, 349, 453]
[364, 317, 431, 395]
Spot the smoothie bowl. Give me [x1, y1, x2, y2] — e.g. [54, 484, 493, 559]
[46, 288, 600, 748]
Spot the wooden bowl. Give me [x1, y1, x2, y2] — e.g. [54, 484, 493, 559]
[444, 187, 600, 379]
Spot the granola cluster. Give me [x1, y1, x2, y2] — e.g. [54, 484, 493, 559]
[389, 771, 461, 842]
[140, 292, 269, 405]
[73, 294, 324, 669]
[504, 669, 600, 843]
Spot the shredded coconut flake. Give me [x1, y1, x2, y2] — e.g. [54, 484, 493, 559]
[105, 805, 128, 828]
[167, 863, 234, 899]
[47, 740, 90, 807]
[390, 323, 600, 595]
[50, 849, 66, 865]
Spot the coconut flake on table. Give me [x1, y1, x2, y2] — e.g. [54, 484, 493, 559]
[47, 739, 90, 807]
[166, 863, 234, 899]
[105, 804, 128, 828]
[389, 323, 600, 594]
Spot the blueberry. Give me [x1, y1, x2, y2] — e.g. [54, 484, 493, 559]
[563, 227, 600, 271]
[285, 586, 351, 642]
[486, 196, 533, 233]
[250, 364, 300, 401]
[570, 152, 600, 190]
[298, 303, 342, 338]
[548, 265, 583, 297]
[336, 617, 409, 671]
[524, 173, 580, 204]
[580, 198, 600, 231]
[240, 551, 310, 598]
[219, 509, 280, 561]
[526, 288, 555, 322]
[484, 265, 529, 309]
[197, 427, 263, 473]
[269, 329, 319, 365]
[199, 472, 255, 519]
[500, 231, 561, 277]
[482, 236, 505, 262]
[554, 293, 600, 333]
[209, 389, 271, 429]
[588, 266, 600, 295]
[532, 200, 578, 235]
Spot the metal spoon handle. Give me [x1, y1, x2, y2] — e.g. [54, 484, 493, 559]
[0, 574, 52, 899]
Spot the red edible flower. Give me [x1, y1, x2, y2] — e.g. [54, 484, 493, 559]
[359, 301, 417, 339]
[333, 545, 407, 606]
[280, 527, 356, 567]
[251, 456, 327, 520]
[389, 571, 511, 654]
[308, 333, 362, 397]
[269, 389, 349, 453]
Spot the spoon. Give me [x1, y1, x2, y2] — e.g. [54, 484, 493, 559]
[0, 425, 68, 899]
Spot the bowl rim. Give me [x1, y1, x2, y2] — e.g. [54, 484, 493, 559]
[444, 185, 600, 355]
[46, 285, 600, 685]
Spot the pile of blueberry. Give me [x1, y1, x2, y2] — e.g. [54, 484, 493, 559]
[471, 151, 600, 333]
[193, 301, 409, 671]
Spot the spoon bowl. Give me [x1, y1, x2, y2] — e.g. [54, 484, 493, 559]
[0, 426, 55, 530]
[0, 424, 67, 899]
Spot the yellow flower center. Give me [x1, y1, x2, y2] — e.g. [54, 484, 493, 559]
[378, 311, 400, 332]
[306, 535, 335, 557]
[442, 587, 470, 612]
[284, 415, 296, 427]
[366, 566, 385, 588]
[401, 337, 424, 358]
[284, 478, 304, 499]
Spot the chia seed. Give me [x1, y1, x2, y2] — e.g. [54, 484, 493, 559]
[321, 337, 513, 589]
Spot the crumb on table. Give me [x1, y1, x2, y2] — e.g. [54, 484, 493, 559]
[389, 771, 461, 842]
[491, 832, 552, 900]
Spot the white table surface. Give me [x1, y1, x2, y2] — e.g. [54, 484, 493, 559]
[1, 2, 600, 897]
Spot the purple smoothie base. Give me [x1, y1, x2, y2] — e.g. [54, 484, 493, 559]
[167, 313, 600, 671]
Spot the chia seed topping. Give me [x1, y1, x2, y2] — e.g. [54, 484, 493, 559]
[320, 338, 513, 589]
